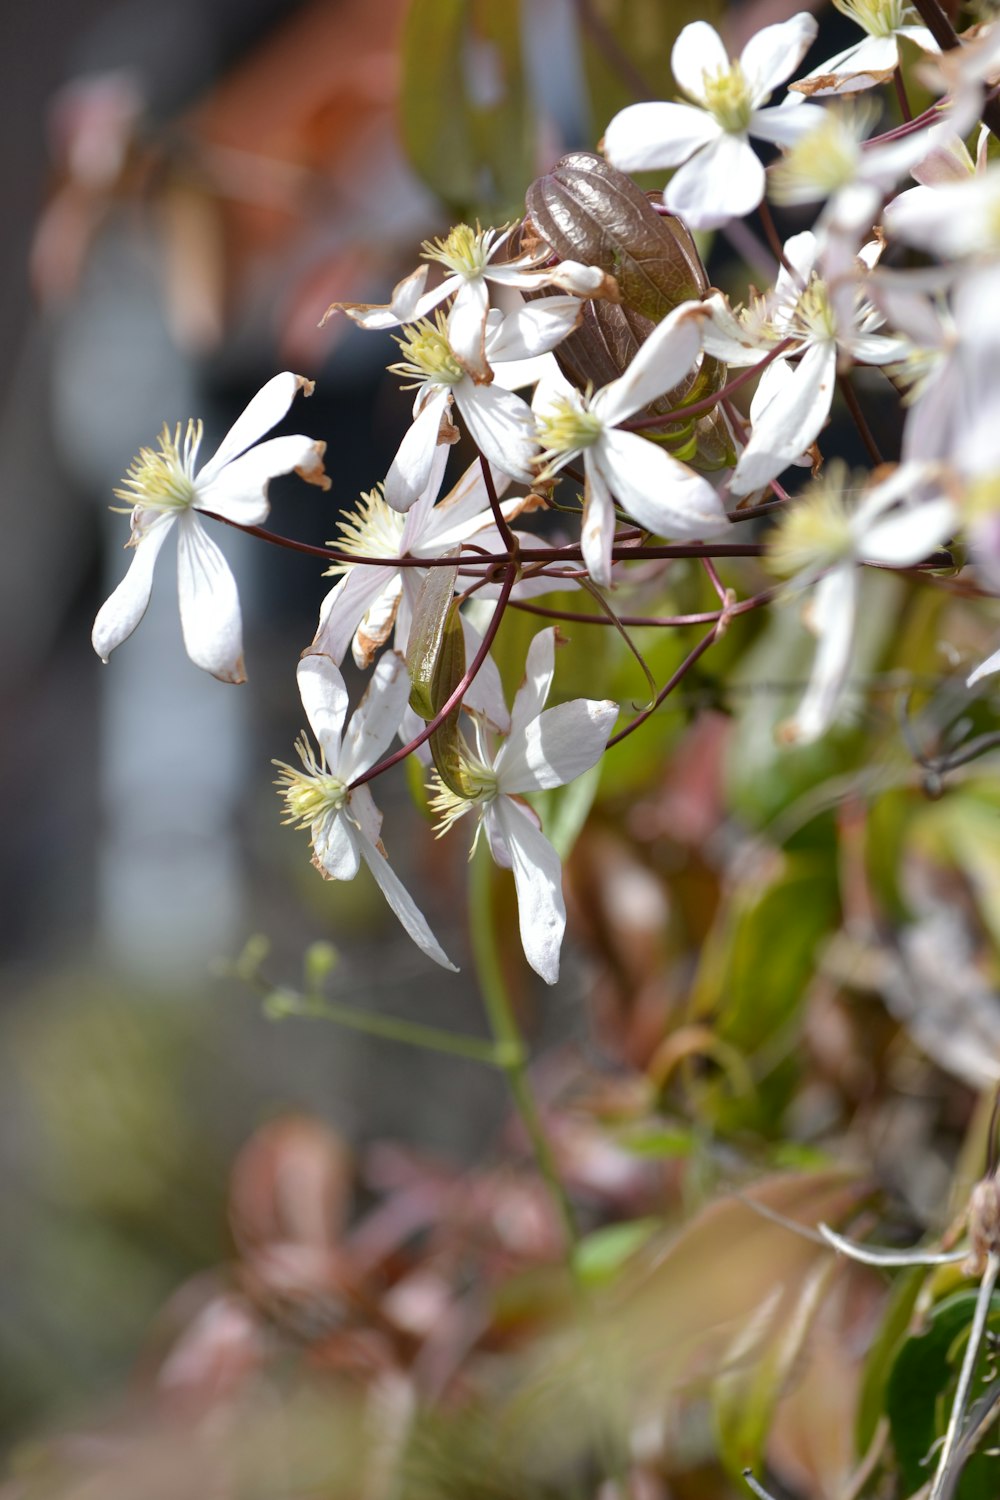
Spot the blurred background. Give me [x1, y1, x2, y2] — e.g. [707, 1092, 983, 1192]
[6, 2, 1000, 1496]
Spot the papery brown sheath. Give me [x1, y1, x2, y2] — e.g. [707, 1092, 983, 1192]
[522, 152, 734, 470]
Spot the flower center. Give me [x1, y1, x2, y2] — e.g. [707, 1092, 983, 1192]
[770, 107, 870, 202]
[273, 734, 348, 826]
[421, 222, 495, 279]
[115, 419, 202, 514]
[428, 759, 498, 837]
[834, 0, 911, 37]
[701, 60, 753, 134]
[768, 470, 857, 575]
[793, 276, 838, 342]
[326, 486, 406, 575]
[390, 314, 465, 387]
[535, 396, 603, 474]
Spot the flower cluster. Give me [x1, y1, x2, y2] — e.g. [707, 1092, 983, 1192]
[94, 3, 1000, 981]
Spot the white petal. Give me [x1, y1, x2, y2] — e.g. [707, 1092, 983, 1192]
[313, 808, 361, 882]
[730, 340, 836, 496]
[198, 435, 328, 524]
[860, 502, 955, 566]
[602, 101, 720, 171]
[509, 627, 556, 741]
[741, 13, 818, 102]
[672, 22, 729, 102]
[92, 513, 174, 663]
[749, 100, 827, 147]
[454, 381, 538, 483]
[595, 429, 729, 538]
[664, 133, 765, 229]
[486, 297, 583, 363]
[782, 567, 857, 744]
[296, 652, 349, 764]
[595, 301, 705, 427]
[339, 650, 411, 782]
[175, 514, 246, 682]
[352, 574, 403, 669]
[968, 644, 1000, 687]
[699, 291, 770, 366]
[401, 440, 452, 542]
[324, 265, 439, 330]
[581, 456, 617, 589]
[460, 616, 511, 732]
[448, 276, 491, 380]
[198, 373, 315, 484]
[497, 697, 618, 793]
[495, 798, 566, 985]
[312, 568, 396, 664]
[357, 832, 457, 971]
[384, 391, 453, 512]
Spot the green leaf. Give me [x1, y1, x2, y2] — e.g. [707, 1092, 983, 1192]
[886, 1288, 1000, 1499]
[573, 1218, 661, 1287]
[615, 1125, 695, 1158]
[407, 558, 460, 722]
[400, 0, 534, 219]
[855, 1267, 926, 1457]
[427, 601, 474, 799]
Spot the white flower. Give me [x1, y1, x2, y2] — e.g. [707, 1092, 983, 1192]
[602, 13, 823, 229]
[274, 651, 456, 971]
[788, 0, 938, 97]
[769, 462, 956, 742]
[383, 299, 582, 509]
[325, 223, 612, 381]
[533, 301, 729, 586]
[93, 373, 329, 682]
[703, 232, 902, 496]
[429, 628, 618, 984]
[886, 161, 1000, 260]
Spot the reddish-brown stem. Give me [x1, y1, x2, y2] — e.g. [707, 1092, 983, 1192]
[702, 556, 727, 603]
[624, 338, 795, 432]
[837, 372, 884, 466]
[347, 563, 518, 791]
[908, 0, 1000, 140]
[507, 585, 778, 629]
[480, 453, 519, 555]
[607, 624, 721, 748]
[893, 66, 913, 122]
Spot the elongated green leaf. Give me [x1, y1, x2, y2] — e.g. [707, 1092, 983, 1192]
[407, 557, 460, 722]
[428, 601, 474, 798]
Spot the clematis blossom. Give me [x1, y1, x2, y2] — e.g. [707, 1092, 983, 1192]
[429, 628, 618, 984]
[788, 0, 938, 97]
[324, 223, 614, 381]
[602, 13, 823, 229]
[274, 651, 456, 971]
[533, 300, 730, 586]
[92, 372, 329, 682]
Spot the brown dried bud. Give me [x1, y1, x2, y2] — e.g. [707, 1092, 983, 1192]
[522, 152, 733, 470]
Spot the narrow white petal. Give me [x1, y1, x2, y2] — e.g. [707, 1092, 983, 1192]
[495, 798, 566, 985]
[313, 809, 362, 882]
[296, 652, 349, 764]
[401, 441, 452, 543]
[175, 514, 246, 682]
[749, 101, 827, 146]
[602, 101, 720, 170]
[339, 650, 411, 783]
[498, 698, 618, 794]
[448, 276, 491, 380]
[198, 372, 315, 484]
[358, 832, 457, 971]
[731, 340, 836, 496]
[312, 568, 396, 664]
[351, 574, 403, 669]
[509, 627, 555, 740]
[672, 22, 729, 102]
[581, 456, 617, 589]
[198, 435, 328, 524]
[323, 265, 440, 329]
[92, 513, 174, 662]
[595, 430, 729, 538]
[860, 500, 955, 566]
[486, 297, 583, 364]
[741, 13, 818, 102]
[968, 644, 1000, 687]
[595, 302, 704, 427]
[384, 391, 453, 513]
[460, 616, 511, 732]
[782, 567, 857, 744]
[665, 134, 765, 229]
[455, 381, 538, 483]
